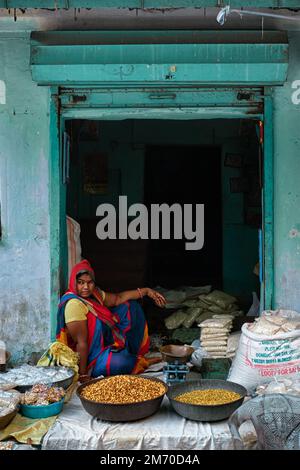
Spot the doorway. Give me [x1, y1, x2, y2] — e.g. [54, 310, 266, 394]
[144, 145, 222, 289]
[62, 117, 262, 334]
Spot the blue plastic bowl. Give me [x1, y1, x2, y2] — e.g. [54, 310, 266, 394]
[20, 399, 64, 419]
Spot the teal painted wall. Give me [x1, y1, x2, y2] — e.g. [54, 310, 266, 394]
[0, 31, 51, 362]
[67, 119, 259, 304]
[273, 32, 300, 311]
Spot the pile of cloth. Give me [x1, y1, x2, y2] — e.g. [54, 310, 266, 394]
[199, 315, 235, 358]
[163, 288, 243, 345]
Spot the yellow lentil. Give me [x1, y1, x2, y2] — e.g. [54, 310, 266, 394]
[81, 375, 166, 404]
[174, 389, 241, 406]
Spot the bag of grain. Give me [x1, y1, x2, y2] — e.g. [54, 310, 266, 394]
[228, 310, 300, 391]
[164, 310, 187, 330]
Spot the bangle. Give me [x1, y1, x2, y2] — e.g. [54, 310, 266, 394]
[137, 288, 143, 299]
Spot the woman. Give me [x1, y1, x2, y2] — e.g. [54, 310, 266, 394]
[56, 259, 166, 382]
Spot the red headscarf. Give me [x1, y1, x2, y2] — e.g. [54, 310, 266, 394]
[67, 260, 125, 348]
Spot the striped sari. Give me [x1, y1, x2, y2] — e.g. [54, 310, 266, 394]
[56, 260, 150, 377]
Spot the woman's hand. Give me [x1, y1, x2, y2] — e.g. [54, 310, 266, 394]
[146, 288, 166, 308]
[78, 374, 92, 384]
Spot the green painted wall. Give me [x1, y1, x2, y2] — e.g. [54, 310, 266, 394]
[0, 32, 50, 362]
[273, 32, 300, 311]
[67, 119, 259, 304]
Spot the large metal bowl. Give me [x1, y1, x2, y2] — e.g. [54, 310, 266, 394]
[0, 407, 18, 430]
[14, 366, 75, 393]
[77, 375, 168, 422]
[167, 379, 247, 422]
[160, 345, 194, 364]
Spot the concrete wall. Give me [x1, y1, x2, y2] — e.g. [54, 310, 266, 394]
[0, 32, 50, 362]
[273, 32, 300, 311]
[0, 12, 300, 361]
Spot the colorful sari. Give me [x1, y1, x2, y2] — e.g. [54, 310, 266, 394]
[56, 260, 150, 377]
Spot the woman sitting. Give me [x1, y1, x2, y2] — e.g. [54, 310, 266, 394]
[56, 259, 166, 382]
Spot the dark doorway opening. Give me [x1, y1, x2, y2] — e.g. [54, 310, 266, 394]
[144, 145, 222, 289]
[65, 118, 261, 335]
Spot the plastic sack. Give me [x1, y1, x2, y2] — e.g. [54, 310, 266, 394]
[229, 394, 300, 450]
[190, 347, 209, 368]
[201, 340, 227, 347]
[182, 308, 202, 328]
[156, 289, 186, 309]
[180, 285, 212, 298]
[196, 311, 213, 324]
[182, 300, 201, 308]
[205, 290, 237, 310]
[226, 332, 242, 354]
[201, 333, 228, 340]
[197, 295, 213, 307]
[228, 316, 300, 391]
[207, 305, 225, 315]
[247, 292, 260, 317]
[0, 389, 21, 417]
[203, 345, 227, 352]
[255, 377, 300, 397]
[248, 310, 300, 336]
[164, 310, 187, 329]
[171, 327, 200, 344]
[199, 317, 232, 329]
[200, 327, 231, 335]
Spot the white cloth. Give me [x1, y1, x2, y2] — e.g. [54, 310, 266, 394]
[42, 382, 238, 450]
[67, 216, 82, 279]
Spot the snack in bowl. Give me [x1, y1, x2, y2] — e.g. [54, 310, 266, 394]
[81, 375, 166, 404]
[174, 388, 242, 406]
[20, 384, 66, 418]
[77, 375, 168, 421]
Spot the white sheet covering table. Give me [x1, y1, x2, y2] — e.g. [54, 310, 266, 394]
[42, 393, 239, 450]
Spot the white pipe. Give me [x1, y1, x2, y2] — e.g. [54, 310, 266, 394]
[216, 6, 300, 25]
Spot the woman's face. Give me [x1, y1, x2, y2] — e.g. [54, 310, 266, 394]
[76, 273, 95, 298]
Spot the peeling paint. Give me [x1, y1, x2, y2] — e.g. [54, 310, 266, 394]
[0, 34, 50, 362]
[289, 228, 300, 238]
[0, 80, 5, 104]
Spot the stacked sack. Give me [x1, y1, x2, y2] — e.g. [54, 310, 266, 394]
[228, 309, 300, 391]
[199, 315, 234, 358]
[164, 289, 243, 335]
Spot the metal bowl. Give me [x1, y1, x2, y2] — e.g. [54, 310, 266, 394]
[15, 367, 75, 393]
[0, 408, 18, 430]
[167, 379, 247, 422]
[160, 345, 194, 364]
[20, 399, 64, 419]
[77, 375, 168, 422]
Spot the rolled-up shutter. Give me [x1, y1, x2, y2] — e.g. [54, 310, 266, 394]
[30, 30, 288, 86]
